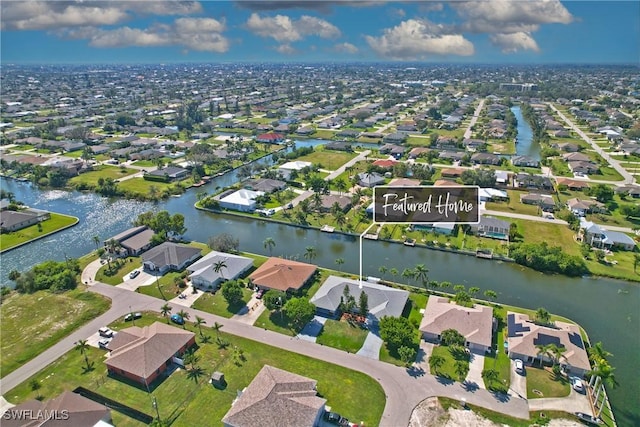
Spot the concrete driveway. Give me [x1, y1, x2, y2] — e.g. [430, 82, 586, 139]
[529, 387, 592, 414]
[356, 324, 383, 359]
[116, 270, 156, 291]
[509, 359, 527, 399]
[297, 316, 327, 342]
[231, 295, 265, 325]
[465, 353, 486, 390]
[169, 284, 205, 308]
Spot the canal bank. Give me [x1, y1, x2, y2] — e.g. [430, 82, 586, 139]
[0, 178, 638, 426]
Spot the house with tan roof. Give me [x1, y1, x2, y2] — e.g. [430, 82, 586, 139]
[222, 365, 326, 427]
[2, 391, 113, 427]
[506, 312, 590, 377]
[248, 257, 317, 293]
[419, 296, 494, 354]
[106, 322, 195, 385]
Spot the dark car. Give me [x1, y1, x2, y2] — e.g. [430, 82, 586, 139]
[325, 412, 344, 425]
[170, 314, 185, 325]
[124, 312, 142, 322]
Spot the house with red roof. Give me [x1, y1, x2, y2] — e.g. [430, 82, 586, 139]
[256, 132, 285, 144]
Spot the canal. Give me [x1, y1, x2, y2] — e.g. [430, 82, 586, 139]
[1, 144, 638, 425]
[512, 105, 542, 161]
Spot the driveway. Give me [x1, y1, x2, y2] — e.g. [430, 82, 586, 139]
[297, 316, 327, 343]
[231, 295, 265, 325]
[528, 388, 592, 414]
[169, 283, 205, 308]
[116, 270, 156, 291]
[465, 353, 486, 390]
[356, 324, 383, 359]
[509, 359, 527, 399]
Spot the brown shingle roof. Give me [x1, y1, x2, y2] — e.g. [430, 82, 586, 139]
[106, 322, 194, 381]
[248, 258, 316, 292]
[222, 365, 326, 427]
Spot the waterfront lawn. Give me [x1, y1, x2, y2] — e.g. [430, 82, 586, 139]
[483, 308, 511, 393]
[509, 218, 578, 255]
[0, 213, 78, 252]
[117, 177, 193, 199]
[95, 257, 142, 285]
[68, 165, 137, 187]
[526, 367, 570, 399]
[315, 319, 369, 353]
[0, 288, 110, 377]
[485, 191, 542, 216]
[131, 159, 169, 168]
[585, 250, 639, 283]
[190, 287, 253, 318]
[311, 129, 337, 139]
[294, 149, 357, 170]
[7, 315, 385, 427]
[428, 344, 470, 381]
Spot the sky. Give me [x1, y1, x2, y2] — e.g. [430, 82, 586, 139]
[0, 1, 638, 64]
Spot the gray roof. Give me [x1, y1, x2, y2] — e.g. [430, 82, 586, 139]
[120, 228, 155, 252]
[222, 365, 325, 427]
[141, 242, 201, 269]
[310, 276, 409, 321]
[0, 210, 38, 229]
[109, 225, 148, 242]
[187, 251, 253, 284]
[472, 216, 511, 231]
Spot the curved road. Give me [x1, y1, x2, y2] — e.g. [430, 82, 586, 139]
[0, 261, 530, 426]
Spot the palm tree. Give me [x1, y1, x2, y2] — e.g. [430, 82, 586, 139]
[263, 237, 276, 256]
[335, 258, 345, 272]
[177, 309, 190, 329]
[535, 307, 551, 325]
[212, 322, 223, 340]
[378, 265, 388, 279]
[428, 354, 445, 376]
[454, 360, 468, 382]
[413, 264, 429, 287]
[389, 268, 398, 282]
[213, 260, 228, 280]
[334, 178, 347, 196]
[483, 289, 498, 302]
[160, 303, 172, 323]
[535, 343, 552, 367]
[92, 235, 101, 252]
[75, 339, 92, 371]
[548, 344, 567, 367]
[194, 315, 206, 337]
[468, 286, 480, 298]
[588, 342, 613, 366]
[481, 369, 499, 389]
[303, 246, 317, 261]
[401, 268, 414, 286]
[187, 366, 206, 384]
[334, 210, 347, 229]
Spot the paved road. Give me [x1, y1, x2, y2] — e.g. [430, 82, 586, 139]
[464, 98, 486, 139]
[548, 103, 633, 185]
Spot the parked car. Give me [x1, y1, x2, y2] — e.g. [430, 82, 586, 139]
[170, 314, 184, 325]
[256, 289, 265, 299]
[129, 270, 141, 279]
[98, 338, 111, 349]
[574, 412, 603, 425]
[571, 376, 584, 393]
[98, 327, 114, 338]
[124, 312, 142, 322]
[325, 412, 344, 425]
[514, 359, 524, 374]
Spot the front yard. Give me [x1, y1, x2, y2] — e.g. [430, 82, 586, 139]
[316, 319, 368, 353]
[526, 366, 571, 399]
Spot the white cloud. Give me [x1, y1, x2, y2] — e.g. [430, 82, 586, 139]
[245, 13, 340, 43]
[490, 32, 540, 53]
[365, 19, 474, 60]
[0, 1, 202, 31]
[333, 42, 359, 54]
[276, 43, 297, 55]
[59, 17, 229, 53]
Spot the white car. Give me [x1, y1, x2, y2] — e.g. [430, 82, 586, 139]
[514, 359, 524, 374]
[571, 377, 584, 393]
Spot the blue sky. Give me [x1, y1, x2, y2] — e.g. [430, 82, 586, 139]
[1, 1, 638, 64]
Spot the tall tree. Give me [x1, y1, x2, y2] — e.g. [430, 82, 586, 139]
[335, 258, 345, 272]
[263, 237, 276, 255]
[212, 322, 223, 340]
[429, 354, 445, 376]
[413, 264, 429, 286]
[213, 260, 228, 280]
[194, 315, 206, 337]
[75, 339, 92, 371]
[160, 303, 172, 323]
[92, 235, 101, 252]
[303, 246, 317, 261]
[358, 290, 369, 317]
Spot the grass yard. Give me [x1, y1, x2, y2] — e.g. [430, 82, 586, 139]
[311, 129, 338, 139]
[6, 312, 386, 427]
[483, 309, 511, 392]
[485, 190, 543, 216]
[95, 257, 143, 285]
[190, 287, 253, 318]
[0, 288, 110, 377]
[68, 165, 137, 187]
[509, 218, 578, 255]
[117, 177, 190, 198]
[428, 345, 470, 381]
[0, 213, 78, 252]
[315, 319, 369, 353]
[295, 149, 358, 170]
[526, 367, 570, 399]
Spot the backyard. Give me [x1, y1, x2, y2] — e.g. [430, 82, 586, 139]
[294, 149, 358, 170]
[0, 213, 78, 252]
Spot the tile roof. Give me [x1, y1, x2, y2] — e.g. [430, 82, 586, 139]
[222, 365, 325, 427]
[141, 242, 201, 270]
[248, 257, 317, 292]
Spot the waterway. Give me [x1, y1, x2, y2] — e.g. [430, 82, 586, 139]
[512, 105, 542, 161]
[1, 144, 638, 425]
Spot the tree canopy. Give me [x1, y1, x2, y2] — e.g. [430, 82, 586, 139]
[379, 316, 416, 351]
[14, 259, 80, 293]
[283, 297, 315, 329]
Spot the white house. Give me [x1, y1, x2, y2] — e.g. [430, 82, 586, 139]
[219, 189, 264, 212]
[277, 161, 312, 180]
[188, 251, 253, 290]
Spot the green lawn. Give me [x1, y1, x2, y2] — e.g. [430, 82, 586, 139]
[190, 288, 253, 318]
[316, 319, 369, 353]
[117, 177, 192, 198]
[0, 213, 78, 252]
[95, 257, 143, 285]
[483, 308, 511, 393]
[5, 315, 386, 427]
[428, 345, 470, 381]
[0, 288, 110, 377]
[485, 190, 543, 216]
[68, 165, 137, 187]
[526, 367, 570, 399]
[311, 129, 337, 139]
[295, 149, 358, 170]
[137, 271, 188, 300]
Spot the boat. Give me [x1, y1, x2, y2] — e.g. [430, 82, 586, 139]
[320, 225, 335, 233]
[574, 413, 603, 425]
[475, 249, 493, 259]
[403, 238, 416, 246]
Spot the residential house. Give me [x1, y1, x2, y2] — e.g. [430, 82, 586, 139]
[414, 222, 456, 235]
[277, 161, 312, 180]
[506, 312, 590, 377]
[514, 173, 554, 191]
[295, 126, 314, 136]
[566, 198, 607, 216]
[389, 178, 421, 187]
[188, 251, 253, 290]
[319, 194, 352, 213]
[256, 132, 285, 144]
[243, 178, 287, 193]
[141, 242, 201, 274]
[471, 152, 501, 166]
[221, 365, 326, 427]
[2, 391, 113, 427]
[372, 159, 397, 169]
[469, 216, 511, 240]
[309, 276, 409, 324]
[0, 209, 50, 233]
[478, 188, 508, 202]
[553, 142, 581, 152]
[408, 147, 431, 159]
[568, 161, 599, 175]
[146, 166, 189, 182]
[382, 132, 407, 144]
[562, 152, 591, 163]
[325, 141, 352, 152]
[420, 296, 494, 354]
[511, 155, 540, 168]
[106, 322, 195, 385]
[440, 168, 465, 178]
[248, 257, 317, 293]
[520, 193, 556, 212]
[107, 225, 155, 256]
[336, 129, 360, 139]
[555, 178, 590, 191]
[581, 221, 636, 251]
[495, 170, 510, 185]
[615, 185, 640, 198]
[438, 151, 467, 162]
[357, 172, 385, 188]
[218, 189, 265, 212]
